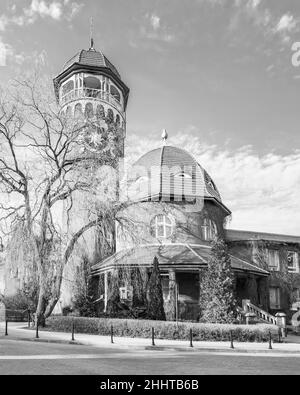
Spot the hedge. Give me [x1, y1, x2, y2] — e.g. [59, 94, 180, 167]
[45, 316, 278, 343]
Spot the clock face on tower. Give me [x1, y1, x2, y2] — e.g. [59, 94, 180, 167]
[82, 121, 109, 153]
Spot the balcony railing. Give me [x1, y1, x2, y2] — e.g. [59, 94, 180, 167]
[60, 88, 123, 112]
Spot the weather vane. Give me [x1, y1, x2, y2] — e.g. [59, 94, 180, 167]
[90, 16, 94, 50]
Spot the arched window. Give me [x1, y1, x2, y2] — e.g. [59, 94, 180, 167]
[115, 114, 120, 125]
[65, 106, 72, 119]
[202, 218, 217, 241]
[85, 103, 93, 119]
[151, 214, 174, 239]
[110, 85, 121, 102]
[74, 103, 83, 118]
[96, 104, 105, 119]
[106, 108, 114, 124]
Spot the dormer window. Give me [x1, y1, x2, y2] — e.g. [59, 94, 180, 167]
[207, 180, 216, 190]
[174, 172, 192, 179]
[151, 214, 174, 239]
[202, 218, 217, 241]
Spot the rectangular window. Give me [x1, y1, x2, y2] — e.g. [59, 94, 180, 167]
[287, 251, 299, 273]
[269, 287, 281, 309]
[292, 288, 300, 301]
[267, 249, 280, 271]
[119, 286, 133, 301]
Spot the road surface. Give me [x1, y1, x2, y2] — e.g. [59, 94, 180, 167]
[0, 338, 300, 375]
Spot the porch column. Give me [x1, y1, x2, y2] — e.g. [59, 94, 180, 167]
[168, 270, 177, 321]
[245, 275, 259, 305]
[257, 277, 269, 310]
[104, 272, 108, 312]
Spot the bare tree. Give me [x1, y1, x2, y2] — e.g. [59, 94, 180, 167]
[0, 73, 131, 325]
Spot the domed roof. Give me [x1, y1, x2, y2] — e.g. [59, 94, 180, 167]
[127, 145, 229, 211]
[62, 47, 121, 79]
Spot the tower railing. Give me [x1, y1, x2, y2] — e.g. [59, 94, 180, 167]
[60, 88, 123, 112]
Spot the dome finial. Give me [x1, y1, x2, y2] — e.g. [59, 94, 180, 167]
[89, 16, 95, 51]
[162, 129, 168, 145]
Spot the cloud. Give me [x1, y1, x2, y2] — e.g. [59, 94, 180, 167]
[0, 39, 11, 66]
[139, 13, 175, 43]
[150, 14, 160, 31]
[125, 130, 300, 235]
[0, 0, 84, 31]
[229, 1, 299, 45]
[275, 13, 297, 33]
[24, 0, 63, 21]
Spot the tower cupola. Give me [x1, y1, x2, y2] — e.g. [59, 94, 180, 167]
[53, 39, 130, 157]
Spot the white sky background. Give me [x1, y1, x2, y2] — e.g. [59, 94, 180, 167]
[126, 132, 300, 235]
[0, 0, 299, 235]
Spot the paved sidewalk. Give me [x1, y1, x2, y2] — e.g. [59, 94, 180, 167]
[1, 322, 300, 354]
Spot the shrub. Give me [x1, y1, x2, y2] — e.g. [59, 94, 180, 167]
[146, 256, 166, 321]
[200, 238, 236, 323]
[45, 316, 278, 343]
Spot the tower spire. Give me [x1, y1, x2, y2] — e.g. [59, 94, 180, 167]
[89, 16, 95, 50]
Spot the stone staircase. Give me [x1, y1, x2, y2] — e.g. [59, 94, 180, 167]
[240, 299, 281, 325]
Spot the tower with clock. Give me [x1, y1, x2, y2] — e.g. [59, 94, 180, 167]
[53, 38, 129, 157]
[52, 38, 130, 308]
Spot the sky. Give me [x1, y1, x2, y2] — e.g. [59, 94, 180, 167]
[0, 0, 299, 235]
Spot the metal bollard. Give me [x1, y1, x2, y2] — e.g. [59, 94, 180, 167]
[35, 322, 39, 339]
[189, 329, 193, 348]
[111, 325, 114, 344]
[152, 327, 155, 346]
[27, 310, 31, 328]
[230, 330, 234, 349]
[268, 331, 272, 350]
[5, 320, 8, 336]
[71, 320, 75, 341]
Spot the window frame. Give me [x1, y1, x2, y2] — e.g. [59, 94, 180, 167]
[267, 249, 280, 272]
[269, 287, 281, 309]
[201, 218, 217, 241]
[152, 214, 174, 239]
[287, 251, 299, 273]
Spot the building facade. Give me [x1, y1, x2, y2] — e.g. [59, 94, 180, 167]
[2, 40, 300, 323]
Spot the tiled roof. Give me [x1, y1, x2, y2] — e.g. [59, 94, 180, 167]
[226, 229, 300, 244]
[127, 145, 229, 212]
[62, 49, 121, 79]
[91, 243, 269, 276]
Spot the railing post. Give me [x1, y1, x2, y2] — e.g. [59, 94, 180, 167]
[189, 329, 193, 348]
[110, 325, 114, 344]
[230, 330, 234, 349]
[152, 327, 155, 346]
[71, 319, 75, 341]
[268, 331, 272, 350]
[5, 320, 8, 336]
[278, 327, 282, 344]
[35, 322, 39, 339]
[27, 309, 31, 328]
